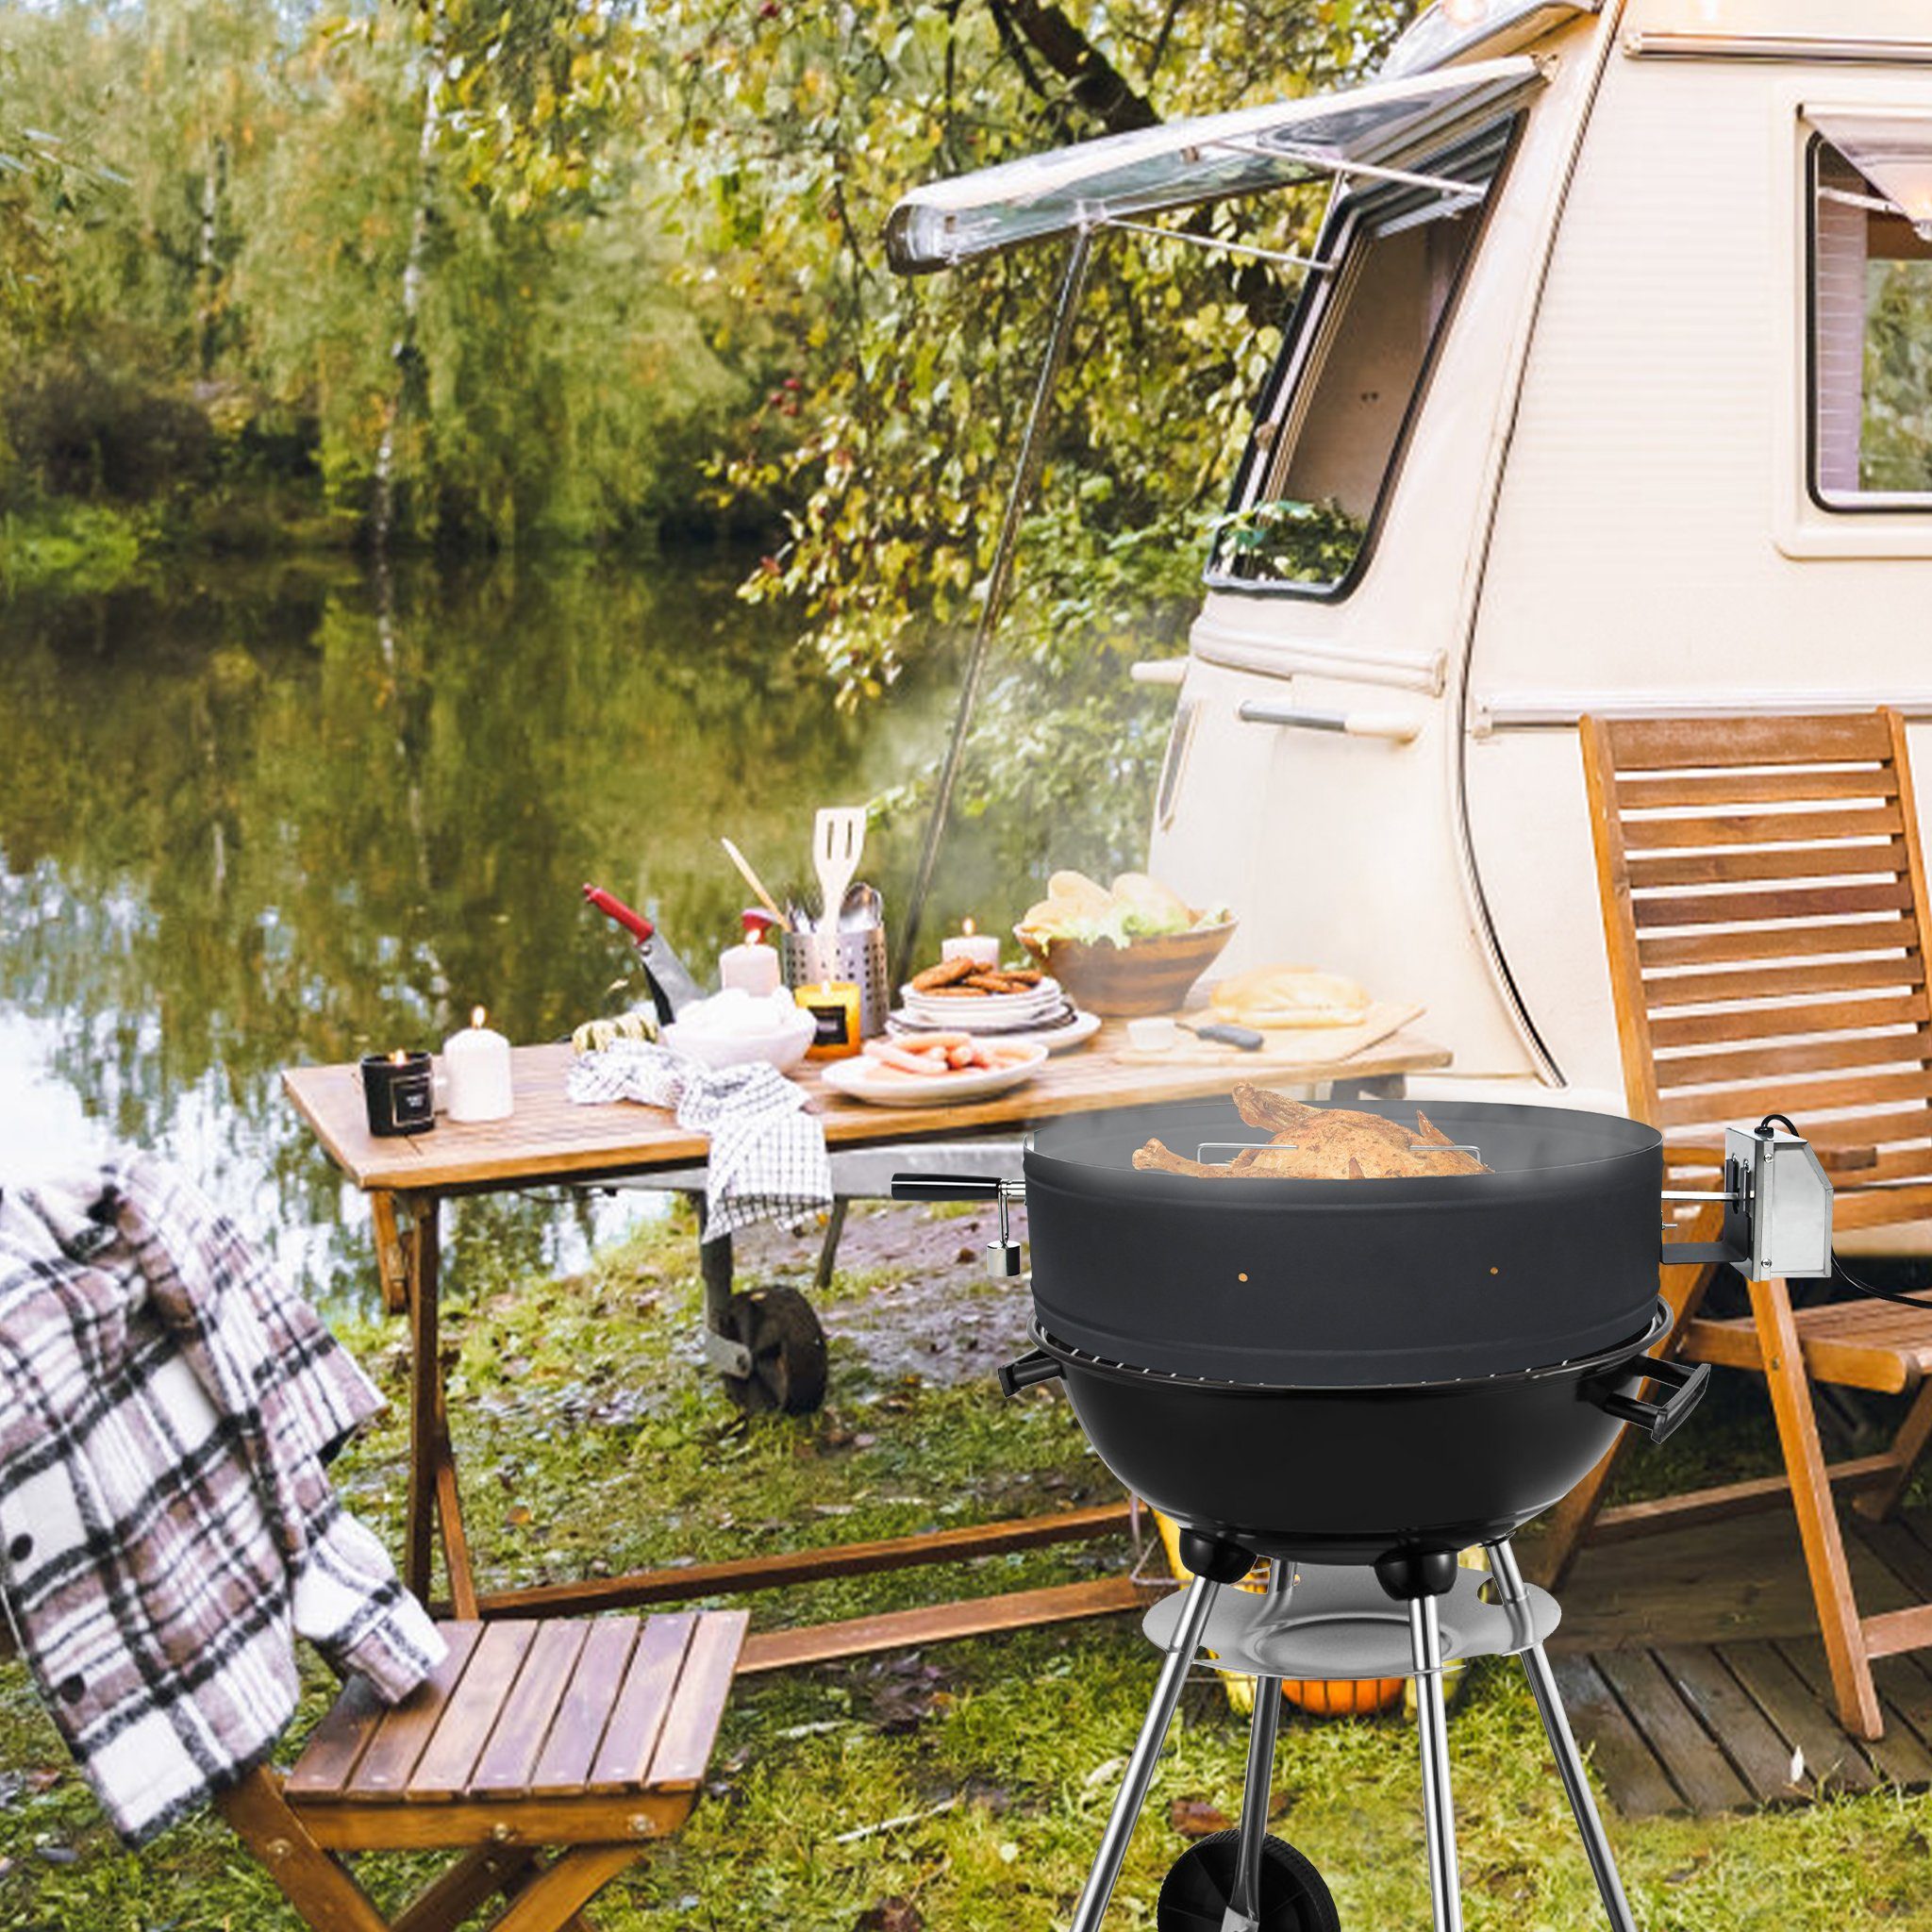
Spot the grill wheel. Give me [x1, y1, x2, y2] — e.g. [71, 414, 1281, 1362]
[1156, 1829, 1339, 1931]
[720, 1285, 828, 1415]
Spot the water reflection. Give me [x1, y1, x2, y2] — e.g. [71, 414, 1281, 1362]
[0, 554, 909, 1312]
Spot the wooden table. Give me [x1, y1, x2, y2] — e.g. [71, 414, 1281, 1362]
[284, 1025, 1449, 1671]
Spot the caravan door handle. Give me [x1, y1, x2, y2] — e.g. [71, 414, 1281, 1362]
[1237, 700, 1424, 744]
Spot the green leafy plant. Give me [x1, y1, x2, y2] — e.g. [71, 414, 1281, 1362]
[1207, 494, 1367, 586]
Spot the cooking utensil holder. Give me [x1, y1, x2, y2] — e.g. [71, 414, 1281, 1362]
[780, 925, 890, 1040]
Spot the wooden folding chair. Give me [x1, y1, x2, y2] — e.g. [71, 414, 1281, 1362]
[217, 1611, 744, 1932]
[1536, 709, 1932, 1740]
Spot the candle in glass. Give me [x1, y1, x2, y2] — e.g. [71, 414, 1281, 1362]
[940, 917, 1001, 971]
[360, 1049, 436, 1137]
[443, 1007, 514, 1122]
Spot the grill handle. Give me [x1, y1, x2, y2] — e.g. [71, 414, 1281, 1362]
[1586, 1355, 1708, 1445]
[998, 1349, 1065, 1398]
[891, 1174, 1008, 1202]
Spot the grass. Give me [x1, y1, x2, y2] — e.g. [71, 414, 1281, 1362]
[7, 1210, 1932, 1929]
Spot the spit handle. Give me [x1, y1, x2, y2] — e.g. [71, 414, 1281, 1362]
[891, 1174, 1008, 1202]
[998, 1349, 1065, 1398]
[1588, 1355, 1709, 1445]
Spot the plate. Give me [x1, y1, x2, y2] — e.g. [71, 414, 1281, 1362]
[899, 974, 1061, 1016]
[900, 1000, 1063, 1030]
[896, 998, 1070, 1035]
[889, 1007, 1102, 1055]
[820, 1041, 1049, 1107]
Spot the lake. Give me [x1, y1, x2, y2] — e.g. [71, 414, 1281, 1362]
[0, 550, 980, 1311]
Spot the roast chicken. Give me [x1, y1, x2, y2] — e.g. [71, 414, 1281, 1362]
[1131, 1085, 1490, 1180]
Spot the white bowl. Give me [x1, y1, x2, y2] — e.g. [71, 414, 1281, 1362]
[662, 1008, 818, 1073]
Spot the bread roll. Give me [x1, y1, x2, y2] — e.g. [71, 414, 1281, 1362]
[1046, 869, 1113, 914]
[1210, 965, 1371, 1029]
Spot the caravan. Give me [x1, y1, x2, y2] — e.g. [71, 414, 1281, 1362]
[891, 0, 1932, 1140]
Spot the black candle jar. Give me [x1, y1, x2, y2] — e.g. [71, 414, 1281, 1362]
[360, 1051, 436, 1138]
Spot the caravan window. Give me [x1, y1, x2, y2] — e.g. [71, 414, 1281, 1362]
[1809, 125, 1932, 507]
[1208, 124, 1513, 596]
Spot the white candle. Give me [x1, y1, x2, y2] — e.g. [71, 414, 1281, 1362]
[443, 1007, 513, 1123]
[941, 918, 1001, 971]
[718, 929, 782, 996]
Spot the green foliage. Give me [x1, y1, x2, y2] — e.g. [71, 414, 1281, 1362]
[1864, 258, 1932, 493]
[0, 0, 742, 548]
[0, 502, 151, 595]
[1208, 494, 1368, 586]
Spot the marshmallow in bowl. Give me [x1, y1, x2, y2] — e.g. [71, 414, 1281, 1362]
[673, 987, 803, 1038]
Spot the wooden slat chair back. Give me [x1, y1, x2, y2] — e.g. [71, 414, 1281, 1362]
[1540, 709, 1932, 1740]
[216, 1611, 744, 1932]
[1598, 709, 1932, 1222]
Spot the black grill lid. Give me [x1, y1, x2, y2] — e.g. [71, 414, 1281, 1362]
[1020, 1097, 1664, 1387]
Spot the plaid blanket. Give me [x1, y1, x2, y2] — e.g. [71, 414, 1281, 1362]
[0, 1156, 442, 1845]
[567, 1042, 832, 1241]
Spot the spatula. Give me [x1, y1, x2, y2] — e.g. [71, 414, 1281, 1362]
[812, 808, 867, 936]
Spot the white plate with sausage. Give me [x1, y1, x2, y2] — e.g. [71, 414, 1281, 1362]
[819, 1035, 1049, 1106]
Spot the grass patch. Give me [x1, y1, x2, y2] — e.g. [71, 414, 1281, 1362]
[7, 1217, 1932, 1928]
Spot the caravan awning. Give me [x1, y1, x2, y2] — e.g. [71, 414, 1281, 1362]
[1810, 108, 1932, 239]
[884, 56, 1543, 275]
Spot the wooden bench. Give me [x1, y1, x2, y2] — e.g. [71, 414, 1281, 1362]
[218, 1612, 744, 1932]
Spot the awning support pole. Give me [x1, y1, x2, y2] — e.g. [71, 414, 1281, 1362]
[891, 226, 1095, 988]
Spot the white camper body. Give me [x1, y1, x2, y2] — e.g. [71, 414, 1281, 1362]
[1144, 0, 1932, 1137]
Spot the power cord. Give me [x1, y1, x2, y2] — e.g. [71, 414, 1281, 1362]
[1832, 1251, 1932, 1311]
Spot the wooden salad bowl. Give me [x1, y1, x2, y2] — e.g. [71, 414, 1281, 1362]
[1014, 919, 1237, 1017]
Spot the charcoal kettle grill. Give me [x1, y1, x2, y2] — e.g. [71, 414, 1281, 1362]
[893, 1098, 1833, 1932]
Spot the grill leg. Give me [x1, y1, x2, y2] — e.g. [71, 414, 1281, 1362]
[1486, 1541, 1639, 1932]
[1408, 1592, 1463, 1932]
[1069, 1574, 1221, 1932]
[1224, 1564, 1293, 1932]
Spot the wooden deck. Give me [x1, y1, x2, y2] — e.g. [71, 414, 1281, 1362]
[1545, 1502, 1932, 1813]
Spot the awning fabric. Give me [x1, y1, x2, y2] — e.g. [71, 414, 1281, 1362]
[884, 56, 1543, 274]
[1811, 108, 1932, 236]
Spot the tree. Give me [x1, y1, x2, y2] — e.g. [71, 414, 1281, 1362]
[653, 0, 1413, 874]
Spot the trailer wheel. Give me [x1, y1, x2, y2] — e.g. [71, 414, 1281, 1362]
[720, 1285, 828, 1415]
[1156, 1831, 1339, 1932]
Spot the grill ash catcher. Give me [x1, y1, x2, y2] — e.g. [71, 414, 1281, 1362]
[894, 1103, 1833, 1932]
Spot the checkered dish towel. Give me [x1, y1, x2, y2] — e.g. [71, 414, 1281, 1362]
[0, 1156, 443, 1845]
[567, 1042, 832, 1241]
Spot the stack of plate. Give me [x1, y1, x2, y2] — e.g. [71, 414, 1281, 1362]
[896, 974, 1067, 1034]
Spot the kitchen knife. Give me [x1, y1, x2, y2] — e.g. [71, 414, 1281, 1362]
[582, 883, 708, 1020]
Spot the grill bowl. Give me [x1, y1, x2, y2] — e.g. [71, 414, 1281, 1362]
[1023, 1097, 1664, 1387]
[1037, 1302, 1671, 1562]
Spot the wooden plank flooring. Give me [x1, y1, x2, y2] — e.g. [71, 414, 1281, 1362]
[1542, 1503, 1932, 1814]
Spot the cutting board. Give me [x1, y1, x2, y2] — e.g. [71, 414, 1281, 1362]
[1117, 1000, 1425, 1068]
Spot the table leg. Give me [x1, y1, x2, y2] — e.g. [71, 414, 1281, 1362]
[813, 1197, 850, 1296]
[368, 1191, 408, 1316]
[399, 1192, 478, 1620]
[698, 1208, 735, 1338]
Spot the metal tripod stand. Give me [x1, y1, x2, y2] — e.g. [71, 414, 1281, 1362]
[1068, 1538, 1636, 1932]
